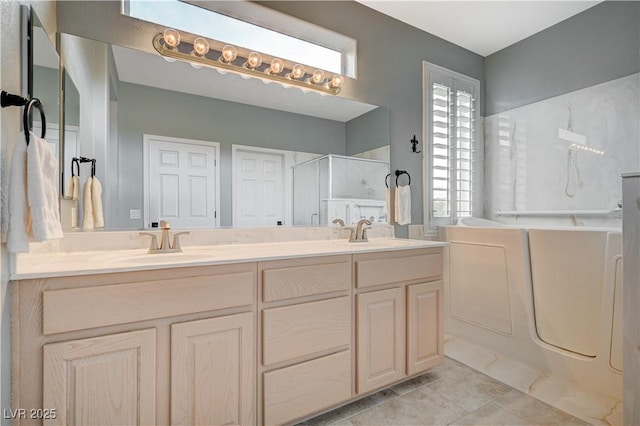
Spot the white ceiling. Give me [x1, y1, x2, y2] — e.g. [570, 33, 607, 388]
[357, 1, 602, 57]
[112, 46, 377, 122]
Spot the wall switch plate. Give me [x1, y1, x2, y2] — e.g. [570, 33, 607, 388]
[130, 209, 141, 219]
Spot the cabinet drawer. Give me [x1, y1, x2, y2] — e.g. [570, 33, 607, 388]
[356, 252, 443, 288]
[263, 296, 350, 366]
[263, 350, 351, 426]
[43, 272, 254, 335]
[262, 260, 351, 302]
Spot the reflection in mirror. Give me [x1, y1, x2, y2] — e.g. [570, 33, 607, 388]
[30, 11, 60, 182]
[59, 33, 390, 230]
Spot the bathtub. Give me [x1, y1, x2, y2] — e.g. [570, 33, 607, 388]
[440, 221, 622, 401]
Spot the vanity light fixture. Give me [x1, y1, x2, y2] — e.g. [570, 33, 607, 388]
[153, 29, 343, 95]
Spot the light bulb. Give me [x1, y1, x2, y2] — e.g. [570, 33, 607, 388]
[192, 37, 209, 56]
[311, 69, 326, 84]
[291, 64, 305, 80]
[268, 58, 284, 75]
[190, 62, 202, 69]
[163, 28, 180, 49]
[245, 52, 262, 69]
[329, 75, 343, 89]
[221, 45, 237, 63]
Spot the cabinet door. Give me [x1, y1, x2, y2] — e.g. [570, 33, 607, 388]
[356, 287, 405, 394]
[171, 312, 255, 426]
[407, 281, 444, 375]
[43, 329, 156, 426]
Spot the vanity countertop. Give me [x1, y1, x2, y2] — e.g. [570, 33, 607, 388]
[11, 238, 447, 280]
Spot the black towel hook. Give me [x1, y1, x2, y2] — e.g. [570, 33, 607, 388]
[71, 158, 80, 177]
[385, 173, 391, 188]
[395, 170, 411, 187]
[0, 91, 46, 145]
[23, 99, 46, 145]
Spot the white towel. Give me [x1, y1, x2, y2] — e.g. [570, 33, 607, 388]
[395, 184, 411, 226]
[92, 176, 104, 228]
[66, 175, 80, 200]
[82, 177, 94, 230]
[7, 131, 63, 253]
[27, 132, 63, 241]
[386, 187, 393, 225]
[7, 134, 30, 252]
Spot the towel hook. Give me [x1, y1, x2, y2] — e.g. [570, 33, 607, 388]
[23, 99, 46, 145]
[385, 173, 391, 188]
[395, 170, 411, 187]
[71, 158, 80, 177]
[91, 159, 96, 177]
[0, 91, 46, 146]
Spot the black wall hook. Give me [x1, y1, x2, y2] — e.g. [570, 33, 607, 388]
[395, 170, 411, 186]
[410, 135, 421, 153]
[1, 91, 46, 145]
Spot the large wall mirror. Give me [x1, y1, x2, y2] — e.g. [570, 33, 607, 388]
[53, 32, 390, 230]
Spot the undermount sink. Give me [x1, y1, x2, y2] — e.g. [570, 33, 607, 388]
[121, 251, 215, 264]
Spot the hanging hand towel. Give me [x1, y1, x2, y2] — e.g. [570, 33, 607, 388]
[27, 132, 64, 241]
[395, 184, 412, 226]
[386, 186, 393, 224]
[82, 177, 94, 230]
[7, 133, 30, 253]
[92, 176, 105, 228]
[66, 175, 80, 200]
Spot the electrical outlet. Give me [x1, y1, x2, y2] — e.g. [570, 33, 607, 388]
[129, 209, 141, 219]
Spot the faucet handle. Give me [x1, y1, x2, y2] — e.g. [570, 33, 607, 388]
[171, 232, 190, 251]
[139, 232, 159, 251]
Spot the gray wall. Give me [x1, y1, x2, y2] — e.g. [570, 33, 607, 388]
[57, 0, 485, 236]
[345, 107, 390, 156]
[261, 2, 485, 235]
[116, 82, 347, 228]
[33, 65, 59, 124]
[485, 1, 640, 116]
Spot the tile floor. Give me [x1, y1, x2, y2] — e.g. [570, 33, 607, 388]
[296, 357, 590, 426]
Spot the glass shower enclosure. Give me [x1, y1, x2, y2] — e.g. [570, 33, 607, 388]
[292, 154, 389, 226]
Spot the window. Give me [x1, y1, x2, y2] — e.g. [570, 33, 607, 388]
[122, 0, 356, 77]
[423, 62, 481, 234]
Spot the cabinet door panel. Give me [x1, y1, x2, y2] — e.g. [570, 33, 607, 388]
[407, 281, 444, 375]
[43, 329, 156, 426]
[356, 287, 405, 394]
[171, 313, 255, 426]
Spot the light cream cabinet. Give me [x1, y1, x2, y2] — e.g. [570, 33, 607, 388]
[12, 263, 256, 426]
[407, 281, 444, 375]
[258, 255, 353, 426]
[13, 246, 444, 426]
[354, 248, 444, 398]
[43, 329, 157, 426]
[356, 287, 405, 394]
[171, 312, 255, 426]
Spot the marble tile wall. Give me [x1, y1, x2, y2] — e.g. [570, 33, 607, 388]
[484, 73, 640, 227]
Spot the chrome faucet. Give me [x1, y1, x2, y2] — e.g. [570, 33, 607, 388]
[351, 219, 372, 243]
[140, 220, 189, 253]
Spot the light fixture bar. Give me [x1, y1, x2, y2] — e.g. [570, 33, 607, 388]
[152, 33, 342, 95]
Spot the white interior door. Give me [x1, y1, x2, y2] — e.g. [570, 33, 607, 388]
[234, 149, 284, 227]
[145, 135, 219, 229]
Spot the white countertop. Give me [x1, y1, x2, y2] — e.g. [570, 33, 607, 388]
[11, 238, 447, 280]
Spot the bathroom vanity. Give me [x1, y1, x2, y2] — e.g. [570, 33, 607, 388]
[11, 238, 445, 425]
